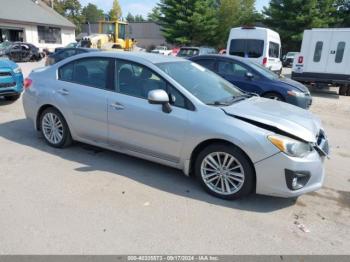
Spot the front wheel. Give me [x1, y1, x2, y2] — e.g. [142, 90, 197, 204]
[40, 107, 72, 148]
[195, 144, 254, 200]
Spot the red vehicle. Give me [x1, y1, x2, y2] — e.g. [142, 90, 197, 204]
[171, 47, 180, 56]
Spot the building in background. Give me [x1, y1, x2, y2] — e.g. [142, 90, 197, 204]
[0, 0, 75, 52]
[81, 22, 168, 51]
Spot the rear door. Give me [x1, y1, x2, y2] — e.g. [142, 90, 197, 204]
[55, 57, 114, 143]
[325, 31, 349, 74]
[306, 31, 332, 73]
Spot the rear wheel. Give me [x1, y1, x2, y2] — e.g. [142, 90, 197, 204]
[4, 94, 20, 101]
[195, 144, 254, 200]
[339, 85, 348, 96]
[40, 107, 72, 148]
[262, 92, 284, 101]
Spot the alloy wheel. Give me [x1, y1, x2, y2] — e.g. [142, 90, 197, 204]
[200, 152, 245, 195]
[42, 112, 64, 145]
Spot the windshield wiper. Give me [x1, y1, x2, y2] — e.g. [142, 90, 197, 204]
[206, 101, 231, 106]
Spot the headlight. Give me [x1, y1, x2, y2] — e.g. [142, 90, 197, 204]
[287, 90, 305, 97]
[268, 134, 313, 157]
[13, 67, 22, 74]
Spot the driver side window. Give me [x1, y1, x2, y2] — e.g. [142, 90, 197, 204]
[115, 61, 187, 109]
[218, 61, 250, 78]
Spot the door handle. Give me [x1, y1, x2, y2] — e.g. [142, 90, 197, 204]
[57, 89, 69, 95]
[109, 102, 125, 110]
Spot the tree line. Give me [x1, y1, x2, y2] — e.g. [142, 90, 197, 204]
[50, 0, 350, 52]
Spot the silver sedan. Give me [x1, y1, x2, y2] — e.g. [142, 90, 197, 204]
[22, 52, 329, 199]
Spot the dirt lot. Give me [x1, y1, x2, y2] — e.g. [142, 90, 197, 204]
[0, 61, 349, 254]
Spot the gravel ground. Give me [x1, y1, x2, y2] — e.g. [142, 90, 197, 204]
[0, 61, 349, 254]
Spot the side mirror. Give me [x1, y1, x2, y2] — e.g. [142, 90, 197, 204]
[148, 89, 172, 113]
[245, 72, 254, 79]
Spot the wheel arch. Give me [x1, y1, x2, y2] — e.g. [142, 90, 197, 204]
[36, 104, 64, 131]
[261, 91, 285, 101]
[189, 138, 256, 192]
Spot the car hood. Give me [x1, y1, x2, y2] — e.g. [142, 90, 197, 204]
[0, 58, 16, 69]
[222, 97, 321, 143]
[277, 77, 309, 93]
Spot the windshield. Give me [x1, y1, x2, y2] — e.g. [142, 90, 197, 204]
[0, 41, 12, 49]
[246, 61, 279, 80]
[177, 48, 200, 57]
[157, 61, 243, 105]
[229, 39, 264, 58]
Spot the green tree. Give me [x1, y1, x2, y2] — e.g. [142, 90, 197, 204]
[81, 3, 104, 23]
[148, 6, 162, 22]
[157, 0, 218, 46]
[126, 12, 135, 22]
[263, 0, 337, 52]
[217, 0, 240, 47]
[335, 0, 350, 26]
[109, 0, 122, 21]
[134, 15, 146, 22]
[53, 0, 83, 33]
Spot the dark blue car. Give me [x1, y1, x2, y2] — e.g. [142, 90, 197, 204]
[189, 55, 312, 109]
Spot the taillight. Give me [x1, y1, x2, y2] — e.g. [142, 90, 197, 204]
[298, 56, 304, 64]
[24, 78, 32, 89]
[262, 57, 267, 66]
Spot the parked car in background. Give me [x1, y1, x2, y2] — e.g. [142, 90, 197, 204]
[190, 55, 312, 109]
[54, 42, 78, 53]
[45, 48, 99, 66]
[151, 46, 172, 56]
[227, 27, 282, 74]
[282, 52, 298, 67]
[219, 49, 227, 55]
[177, 47, 217, 58]
[0, 57, 23, 101]
[23, 52, 328, 200]
[0, 41, 41, 62]
[171, 47, 180, 56]
[292, 28, 350, 96]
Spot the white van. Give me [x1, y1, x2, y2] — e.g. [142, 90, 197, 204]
[292, 28, 350, 96]
[226, 27, 282, 73]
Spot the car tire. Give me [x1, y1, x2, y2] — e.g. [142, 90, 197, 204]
[339, 85, 348, 96]
[40, 107, 72, 148]
[262, 92, 285, 101]
[194, 143, 254, 200]
[4, 94, 20, 101]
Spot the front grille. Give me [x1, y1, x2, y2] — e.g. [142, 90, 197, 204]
[316, 130, 329, 156]
[0, 82, 16, 88]
[0, 72, 12, 77]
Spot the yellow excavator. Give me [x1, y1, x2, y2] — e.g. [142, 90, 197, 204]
[98, 20, 134, 51]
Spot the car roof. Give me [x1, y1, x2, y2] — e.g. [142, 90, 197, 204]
[189, 54, 249, 63]
[75, 51, 186, 64]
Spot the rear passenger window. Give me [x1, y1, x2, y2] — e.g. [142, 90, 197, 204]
[335, 42, 345, 63]
[313, 41, 323, 62]
[58, 57, 114, 90]
[58, 62, 74, 81]
[195, 59, 216, 71]
[73, 58, 113, 89]
[269, 42, 280, 58]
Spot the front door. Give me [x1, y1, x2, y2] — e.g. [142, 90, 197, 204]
[107, 60, 189, 164]
[217, 60, 260, 94]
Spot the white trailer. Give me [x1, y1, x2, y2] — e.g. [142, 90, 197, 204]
[292, 28, 350, 96]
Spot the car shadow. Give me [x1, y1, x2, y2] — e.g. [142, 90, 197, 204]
[0, 118, 296, 213]
[0, 97, 16, 106]
[309, 87, 340, 100]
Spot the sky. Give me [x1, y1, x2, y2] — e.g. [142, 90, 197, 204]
[80, 0, 270, 17]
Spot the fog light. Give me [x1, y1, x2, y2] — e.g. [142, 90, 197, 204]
[285, 170, 311, 191]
